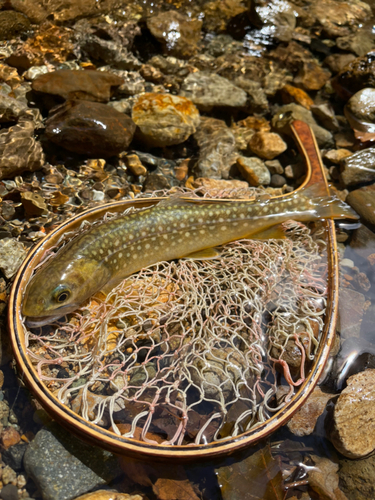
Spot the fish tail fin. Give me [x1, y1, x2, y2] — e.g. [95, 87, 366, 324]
[298, 183, 359, 220]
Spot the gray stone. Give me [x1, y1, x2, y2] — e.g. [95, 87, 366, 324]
[311, 103, 339, 131]
[336, 30, 374, 57]
[272, 103, 333, 147]
[23, 427, 121, 500]
[270, 174, 286, 187]
[0, 239, 26, 279]
[180, 71, 247, 110]
[0, 484, 18, 500]
[236, 156, 270, 186]
[341, 149, 375, 187]
[234, 77, 269, 113]
[2, 443, 27, 471]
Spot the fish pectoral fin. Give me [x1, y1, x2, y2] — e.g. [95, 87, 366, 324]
[182, 247, 221, 260]
[248, 224, 286, 240]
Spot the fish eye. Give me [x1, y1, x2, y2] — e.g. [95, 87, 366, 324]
[53, 286, 71, 304]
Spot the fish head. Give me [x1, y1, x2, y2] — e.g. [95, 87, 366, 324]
[22, 257, 111, 327]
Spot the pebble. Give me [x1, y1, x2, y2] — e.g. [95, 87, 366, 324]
[345, 88, 375, 141]
[234, 77, 269, 113]
[280, 84, 314, 109]
[132, 93, 200, 147]
[231, 116, 271, 151]
[339, 453, 375, 500]
[272, 103, 333, 147]
[331, 369, 375, 458]
[324, 53, 356, 74]
[250, 0, 296, 42]
[236, 157, 271, 186]
[32, 69, 123, 103]
[20, 192, 48, 217]
[74, 492, 142, 500]
[147, 11, 202, 59]
[286, 387, 333, 436]
[1, 427, 21, 450]
[323, 149, 352, 164]
[308, 455, 347, 500]
[0, 94, 28, 123]
[124, 154, 147, 176]
[270, 174, 286, 187]
[0, 120, 44, 180]
[340, 147, 375, 187]
[180, 71, 247, 110]
[2, 466, 16, 486]
[336, 30, 374, 57]
[294, 61, 331, 91]
[45, 100, 135, 157]
[346, 184, 375, 226]
[0, 484, 18, 500]
[0, 11, 30, 40]
[194, 117, 237, 179]
[337, 287, 366, 339]
[311, 103, 339, 132]
[188, 177, 249, 194]
[248, 131, 287, 160]
[265, 159, 283, 174]
[0, 239, 26, 279]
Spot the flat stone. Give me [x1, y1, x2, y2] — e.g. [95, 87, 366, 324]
[340, 149, 375, 187]
[180, 71, 247, 110]
[286, 387, 333, 436]
[0, 120, 44, 180]
[132, 93, 200, 147]
[337, 287, 366, 339]
[74, 492, 142, 500]
[272, 103, 333, 147]
[248, 131, 287, 160]
[236, 157, 270, 186]
[339, 453, 375, 500]
[194, 117, 237, 179]
[323, 149, 352, 164]
[45, 100, 135, 157]
[188, 177, 249, 194]
[147, 11, 202, 59]
[346, 184, 375, 226]
[0, 11, 30, 40]
[337, 30, 374, 57]
[310, 0, 370, 38]
[21, 192, 48, 217]
[0, 239, 26, 279]
[309, 456, 348, 500]
[250, 0, 296, 42]
[331, 369, 375, 458]
[280, 84, 314, 109]
[32, 70, 123, 103]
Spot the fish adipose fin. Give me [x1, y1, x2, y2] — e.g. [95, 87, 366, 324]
[298, 183, 359, 220]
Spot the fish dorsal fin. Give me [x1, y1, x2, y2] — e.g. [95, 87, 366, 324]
[182, 247, 221, 260]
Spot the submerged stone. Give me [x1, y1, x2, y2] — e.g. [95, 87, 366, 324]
[45, 100, 135, 157]
[340, 148, 375, 187]
[0, 238, 26, 279]
[333, 51, 375, 100]
[346, 184, 375, 226]
[32, 70, 123, 102]
[0, 11, 30, 40]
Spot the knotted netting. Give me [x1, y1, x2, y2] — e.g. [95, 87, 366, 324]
[24, 189, 328, 446]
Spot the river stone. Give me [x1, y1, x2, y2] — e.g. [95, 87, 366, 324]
[339, 454, 375, 500]
[0, 11, 30, 40]
[337, 30, 374, 57]
[332, 51, 375, 101]
[272, 103, 333, 147]
[0, 93, 28, 122]
[249, 0, 296, 42]
[331, 369, 375, 458]
[194, 117, 237, 179]
[350, 224, 375, 260]
[147, 11, 202, 59]
[337, 287, 366, 339]
[45, 100, 135, 157]
[341, 148, 375, 187]
[346, 185, 375, 227]
[345, 88, 375, 139]
[294, 61, 331, 91]
[324, 53, 357, 74]
[236, 156, 270, 186]
[248, 131, 287, 160]
[180, 71, 247, 110]
[74, 492, 142, 500]
[286, 387, 333, 436]
[0, 239, 26, 279]
[32, 70, 123, 102]
[132, 93, 200, 147]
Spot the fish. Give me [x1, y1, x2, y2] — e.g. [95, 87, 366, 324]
[22, 182, 358, 326]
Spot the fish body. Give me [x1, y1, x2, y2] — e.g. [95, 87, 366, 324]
[22, 183, 357, 325]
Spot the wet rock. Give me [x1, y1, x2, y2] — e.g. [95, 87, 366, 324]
[333, 51, 375, 101]
[0, 94, 28, 123]
[270, 174, 286, 188]
[280, 84, 314, 109]
[272, 103, 333, 147]
[124, 154, 147, 177]
[74, 492, 142, 500]
[45, 100, 135, 157]
[336, 30, 374, 58]
[1, 427, 21, 450]
[132, 93, 200, 147]
[32, 70, 124, 103]
[112, 70, 145, 96]
[249, 0, 297, 42]
[234, 77, 269, 113]
[248, 131, 287, 160]
[344, 88, 375, 142]
[341, 149, 375, 187]
[0, 11, 30, 40]
[147, 11, 202, 59]
[294, 61, 331, 91]
[0, 484, 18, 500]
[285, 387, 333, 436]
[311, 103, 339, 132]
[236, 157, 270, 186]
[324, 53, 357, 75]
[339, 453, 375, 500]
[323, 149, 352, 165]
[2, 466, 16, 486]
[346, 185, 375, 227]
[231, 116, 271, 151]
[2, 443, 27, 471]
[194, 117, 237, 179]
[337, 287, 366, 339]
[350, 224, 375, 261]
[180, 71, 247, 110]
[0, 120, 44, 180]
[21, 192, 48, 217]
[0, 238, 26, 279]
[308, 456, 348, 500]
[331, 369, 375, 458]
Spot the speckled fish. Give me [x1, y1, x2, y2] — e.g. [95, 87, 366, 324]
[22, 183, 358, 326]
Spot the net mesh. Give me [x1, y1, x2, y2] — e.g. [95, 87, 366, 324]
[23, 189, 328, 446]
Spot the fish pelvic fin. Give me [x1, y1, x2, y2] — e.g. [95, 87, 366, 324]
[299, 183, 359, 220]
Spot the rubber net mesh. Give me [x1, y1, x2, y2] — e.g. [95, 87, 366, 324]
[24, 188, 328, 446]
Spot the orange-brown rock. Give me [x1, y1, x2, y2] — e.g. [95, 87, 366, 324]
[248, 131, 287, 160]
[294, 61, 331, 91]
[32, 70, 124, 103]
[132, 93, 200, 147]
[74, 491, 142, 500]
[286, 387, 333, 436]
[281, 84, 314, 109]
[1, 426, 21, 449]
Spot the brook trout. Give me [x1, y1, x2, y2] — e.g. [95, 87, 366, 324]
[22, 182, 357, 326]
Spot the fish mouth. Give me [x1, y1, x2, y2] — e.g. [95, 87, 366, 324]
[23, 313, 68, 328]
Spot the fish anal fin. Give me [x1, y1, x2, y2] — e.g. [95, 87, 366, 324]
[182, 247, 221, 260]
[249, 224, 286, 240]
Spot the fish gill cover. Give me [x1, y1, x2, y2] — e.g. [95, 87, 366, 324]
[23, 187, 328, 446]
